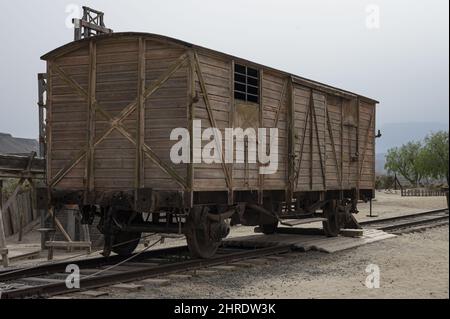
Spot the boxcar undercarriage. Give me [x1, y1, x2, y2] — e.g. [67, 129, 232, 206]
[38, 188, 371, 258]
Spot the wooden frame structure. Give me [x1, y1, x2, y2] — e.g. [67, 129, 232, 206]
[0, 180, 7, 267]
[0, 153, 92, 265]
[0, 153, 44, 266]
[73, 6, 113, 41]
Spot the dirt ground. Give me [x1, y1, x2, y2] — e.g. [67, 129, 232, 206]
[358, 190, 448, 221]
[103, 193, 449, 299]
[102, 225, 448, 299]
[3, 192, 449, 299]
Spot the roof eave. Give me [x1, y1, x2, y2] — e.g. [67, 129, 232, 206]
[41, 32, 379, 104]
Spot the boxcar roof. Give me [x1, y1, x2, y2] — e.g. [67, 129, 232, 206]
[42, 32, 379, 104]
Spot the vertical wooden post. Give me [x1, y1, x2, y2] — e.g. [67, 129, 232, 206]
[86, 40, 97, 200]
[46, 61, 53, 186]
[258, 69, 264, 205]
[136, 38, 146, 190]
[17, 192, 24, 242]
[373, 104, 377, 194]
[0, 180, 9, 267]
[287, 77, 295, 205]
[356, 97, 361, 200]
[228, 60, 236, 205]
[74, 18, 82, 41]
[37, 73, 47, 158]
[28, 179, 37, 221]
[311, 93, 326, 190]
[186, 51, 196, 208]
[40, 206, 48, 250]
[309, 90, 314, 191]
[82, 8, 89, 39]
[340, 99, 344, 199]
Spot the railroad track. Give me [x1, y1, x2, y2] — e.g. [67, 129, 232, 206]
[360, 208, 449, 233]
[0, 243, 292, 299]
[0, 208, 447, 299]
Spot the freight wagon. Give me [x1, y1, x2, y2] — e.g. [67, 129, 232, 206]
[39, 32, 378, 258]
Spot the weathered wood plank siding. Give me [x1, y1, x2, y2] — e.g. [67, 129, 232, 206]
[50, 47, 89, 189]
[94, 38, 138, 191]
[47, 36, 189, 192]
[260, 72, 288, 190]
[192, 52, 231, 191]
[358, 100, 376, 190]
[292, 86, 327, 191]
[44, 33, 377, 196]
[143, 40, 188, 190]
[325, 95, 344, 190]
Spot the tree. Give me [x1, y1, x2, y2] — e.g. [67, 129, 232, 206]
[385, 141, 425, 187]
[421, 131, 449, 185]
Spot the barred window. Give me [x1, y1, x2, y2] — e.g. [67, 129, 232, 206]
[234, 64, 260, 103]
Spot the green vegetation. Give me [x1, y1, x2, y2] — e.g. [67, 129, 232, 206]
[420, 131, 449, 185]
[385, 130, 449, 187]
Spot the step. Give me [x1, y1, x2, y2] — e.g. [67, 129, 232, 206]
[111, 283, 144, 291]
[280, 217, 327, 227]
[78, 290, 109, 298]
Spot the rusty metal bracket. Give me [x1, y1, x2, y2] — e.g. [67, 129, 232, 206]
[135, 188, 154, 212]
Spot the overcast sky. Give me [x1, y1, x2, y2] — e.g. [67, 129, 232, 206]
[0, 0, 448, 138]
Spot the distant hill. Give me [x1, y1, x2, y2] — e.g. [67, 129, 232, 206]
[0, 133, 39, 155]
[376, 122, 448, 154]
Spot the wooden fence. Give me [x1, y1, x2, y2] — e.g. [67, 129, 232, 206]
[401, 188, 447, 197]
[1, 190, 38, 238]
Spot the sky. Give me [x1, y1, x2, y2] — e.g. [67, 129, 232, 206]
[0, 0, 448, 139]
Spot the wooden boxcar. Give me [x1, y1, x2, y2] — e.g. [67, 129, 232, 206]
[40, 33, 378, 258]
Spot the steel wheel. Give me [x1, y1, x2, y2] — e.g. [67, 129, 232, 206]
[186, 206, 223, 259]
[322, 200, 341, 237]
[186, 227, 220, 259]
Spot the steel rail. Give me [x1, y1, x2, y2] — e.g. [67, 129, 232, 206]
[0, 245, 291, 299]
[0, 246, 188, 281]
[359, 208, 448, 231]
[359, 208, 448, 226]
[375, 216, 448, 232]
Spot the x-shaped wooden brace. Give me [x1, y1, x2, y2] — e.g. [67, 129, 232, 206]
[49, 52, 189, 189]
[294, 90, 326, 189]
[193, 52, 232, 189]
[359, 110, 375, 177]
